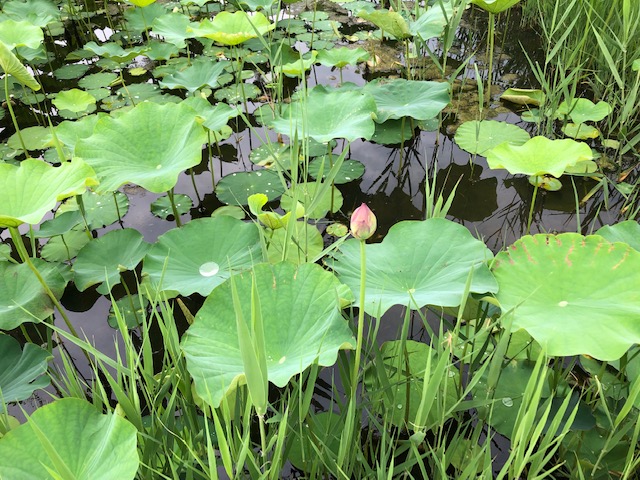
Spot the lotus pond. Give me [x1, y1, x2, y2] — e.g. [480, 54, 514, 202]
[1, 0, 640, 478]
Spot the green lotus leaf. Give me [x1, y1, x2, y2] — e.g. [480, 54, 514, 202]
[280, 182, 343, 220]
[7, 126, 52, 151]
[409, 1, 454, 40]
[216, 170, 284, 205]
[358, 9, 412, 40]
[214, 83, 260, 103]
[0, 259, 68, 330]
[34, 211, 82, 238]
[53, 63, 89, 80]
[189, 11, 275, 46]
[144, 40, 180, 61]
[0, 159, 97, 227]
[123, 3, 166, 33]
[74, 229, 150, 294]
[181, 262, 355, 408]
[75, 102, 206, 193]
[492, 233, 640, 360]
[271, 86, 377, 143]
[329, 218, 498, 316]
[0, 41, 40, 91]
[52, 89, 96, 113]
[1, 0, 60, 27]
[41, 228, 91, 262]
[556, 98, 612, 124]
[316, 46, 369, 68]
[58, 191, 129, 230]
[0, 397, 139, 479]
[55, 114, 106, 150]
[83, 41, 148, 63]
[0, 335, 51, 407]
[528, 175, 562, 192]
[561, 123, 600, 140]
[182, 97, 239, 132]
[596, 221, 640, 252]
[288, 411, 342, 472]
[471, 0, 522, 14]
[78, 72, 118, 90]
[364, 340, 460, 428]
[278, 51, 317, 77]
[266, 221, 323, 264]
[500, 88, 544, 106]
[248, 143, 291, 168]
[126, 0, 157, 8]
[159, 59, 229, 93]
[371, 118, 415, 144]
[455, 120, 530, 155]
[235, 0, 277, 11]
[150, 194, 192, 220]
[0, 20, 43, 50]
[363, 79, 450, 123]
[308, 156, 364, 184]
[108, 294, 149, 329]
[151, 13, 195, 48]
[485, 136, 593, 177]
[143, 216, 262, 296]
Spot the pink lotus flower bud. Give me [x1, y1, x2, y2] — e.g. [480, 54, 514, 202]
[350, 203, 377, 240]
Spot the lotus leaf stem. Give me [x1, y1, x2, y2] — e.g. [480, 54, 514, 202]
[5, 75, 29, 157]
[526, 183, 539, 235]
[167, 189, 182, 228]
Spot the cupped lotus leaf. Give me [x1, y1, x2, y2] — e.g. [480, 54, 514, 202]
[278, 51, 317, 77]
[280, 182, 343, 220]
[75, 102, 206, 193]
[492, 233, 640, 360]
[0, 259, 67, 330]
[409, 1, 454, 40]
[181, 262, 355, 408]
[52, 89, 96, 113]
[74, 229, 150, 294]
[0, 41, 40, 91]
[363, 79, 450, 123]
[0, 335, 51, 407]
[189, 12, 275, 46]
[151, 13, 195, 48]
[266, 222, 323, 264]
[308, 156, 364, 184]
[485, 136, 593, 177]
[182, 96, 239, 132]
[471, 0, 522, 14]
[83, 42, 148, 63]
[159, 59, 229, 93]
[455, 120, 530, 155]
[143, 216, 262, 296]
[0, 159, 97, 227]
[557, 98, 612, 124]
[216, 170, 284, 205]
[358, 9, 412, 40]
[0, 20, 43, 49]
[597, 221, 640, 252]
[271, 86, 377, 143]
[316, 47, 369, 68]
[500, 88, 544, 106]
[0, 398, 139, 479]
[329, 218, 498, 316]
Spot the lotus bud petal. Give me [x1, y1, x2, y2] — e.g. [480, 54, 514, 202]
[350, 203, 377, 241]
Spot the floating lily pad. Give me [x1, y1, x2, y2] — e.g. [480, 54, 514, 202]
[213, 83, 260, 103]
[556, 98, 612, 124]
[329, 218, 498, 316]
[108, 294, 149, 329]
[455, 120, 530, 155]
[211, 205, 245, 220]
[189, 11, 275, 45]
[78, 72, 118, 90]
[249, 143, 291, 168]
[143, 216, 262, 296]
[53, 63, 89, 80]
[485, 136, 593, 177]
[371, 118, 416, 145]
[181, 262, 355, 408]
[159, 59, 229, 93]
[74, 228, 150, 294]
[308, 156, 364, 184]
[150, 194, 192, 219]
[280, 182, 343, 220]
[58, 190, 130, 230]
[492, 233, 640, 360]
[363, 79, 450, 123]
[0, 335, 51, 408]
[7, 126, 52, 151]
[266, 221, 323, 264]
[596, 221, 640, 252]
[41, 228, 91, 262]
[271, 86, 377, 143]
[0, 398, 139, 479]
[500, 88, 544, 106]
[52, 89, 96, 113]
[0, 259, 68, 330]
[0, 159, 97, 228]
[216, 170, 284, 205]
[76, 102, 207, 193]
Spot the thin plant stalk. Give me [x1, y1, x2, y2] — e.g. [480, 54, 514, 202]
[526, 184, 539, 234]
[167, 188, 182, 228]
[350, 239, 367, 399]
[5, 75, 29, 156]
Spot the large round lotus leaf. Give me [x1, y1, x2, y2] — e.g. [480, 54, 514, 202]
[597, 221, 640, 252]
[363, 79, 450, 123]
[0, 259, 68, 330]
[271, 86, 377, 143]
[0, 159, 97, 227]
[492, 233, 640, 360]
[329, 218, 498, 317]
[123, 3, 165, 33]
[308, 156, 364, 184]
[216, 170, 284, 205]
[159, 59, 229, 93]
[454, 120, 530, 155]
[75, 102, 207, 193]
[471, 0, 522, 14]
[556, 98, 612, 124]
[0, 335, 51, 407]
[316, 46, 369, 68]
[150, 193, 192, 219]
[181, 262, 355, 408]
[52, 89, 96, 113]
[0, 20, 43, 49]
[74, 229, 150, 294]
[0, 398, 139, 479]
[485, 136, 593, 177]
[266, 221, 323, 264]
[2, 0, 60, 27]
[357, 9, 411, 40]
[182, 97, 238, 132]
[189, 11, 275, 45]
[143, 216, 262, 296]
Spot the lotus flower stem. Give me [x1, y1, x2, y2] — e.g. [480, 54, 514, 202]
[351, 239, 367, 399]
